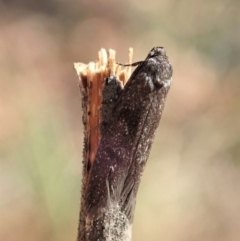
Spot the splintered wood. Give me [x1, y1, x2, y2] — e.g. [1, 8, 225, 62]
[74, 48, 133, 166]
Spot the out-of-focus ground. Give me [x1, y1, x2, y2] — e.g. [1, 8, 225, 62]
[0, 1, 240, 241]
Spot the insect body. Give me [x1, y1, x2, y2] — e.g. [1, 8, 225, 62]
[84, 47, 173, 241]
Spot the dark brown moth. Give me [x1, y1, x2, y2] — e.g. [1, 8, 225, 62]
[83, 47, 173, 241]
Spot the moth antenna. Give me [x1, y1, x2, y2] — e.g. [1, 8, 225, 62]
[117, 61, 144, 67]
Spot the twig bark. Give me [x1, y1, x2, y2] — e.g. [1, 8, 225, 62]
[74, 47, 172, 241]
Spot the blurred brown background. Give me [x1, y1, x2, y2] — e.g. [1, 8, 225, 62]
[0, 0, 240, 241]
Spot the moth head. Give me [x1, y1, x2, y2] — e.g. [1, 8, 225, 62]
[146, 47, 172, 89]
[147, 46, 166, 59]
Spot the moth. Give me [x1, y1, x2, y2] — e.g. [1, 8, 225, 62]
[84, 47, 173, 240]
